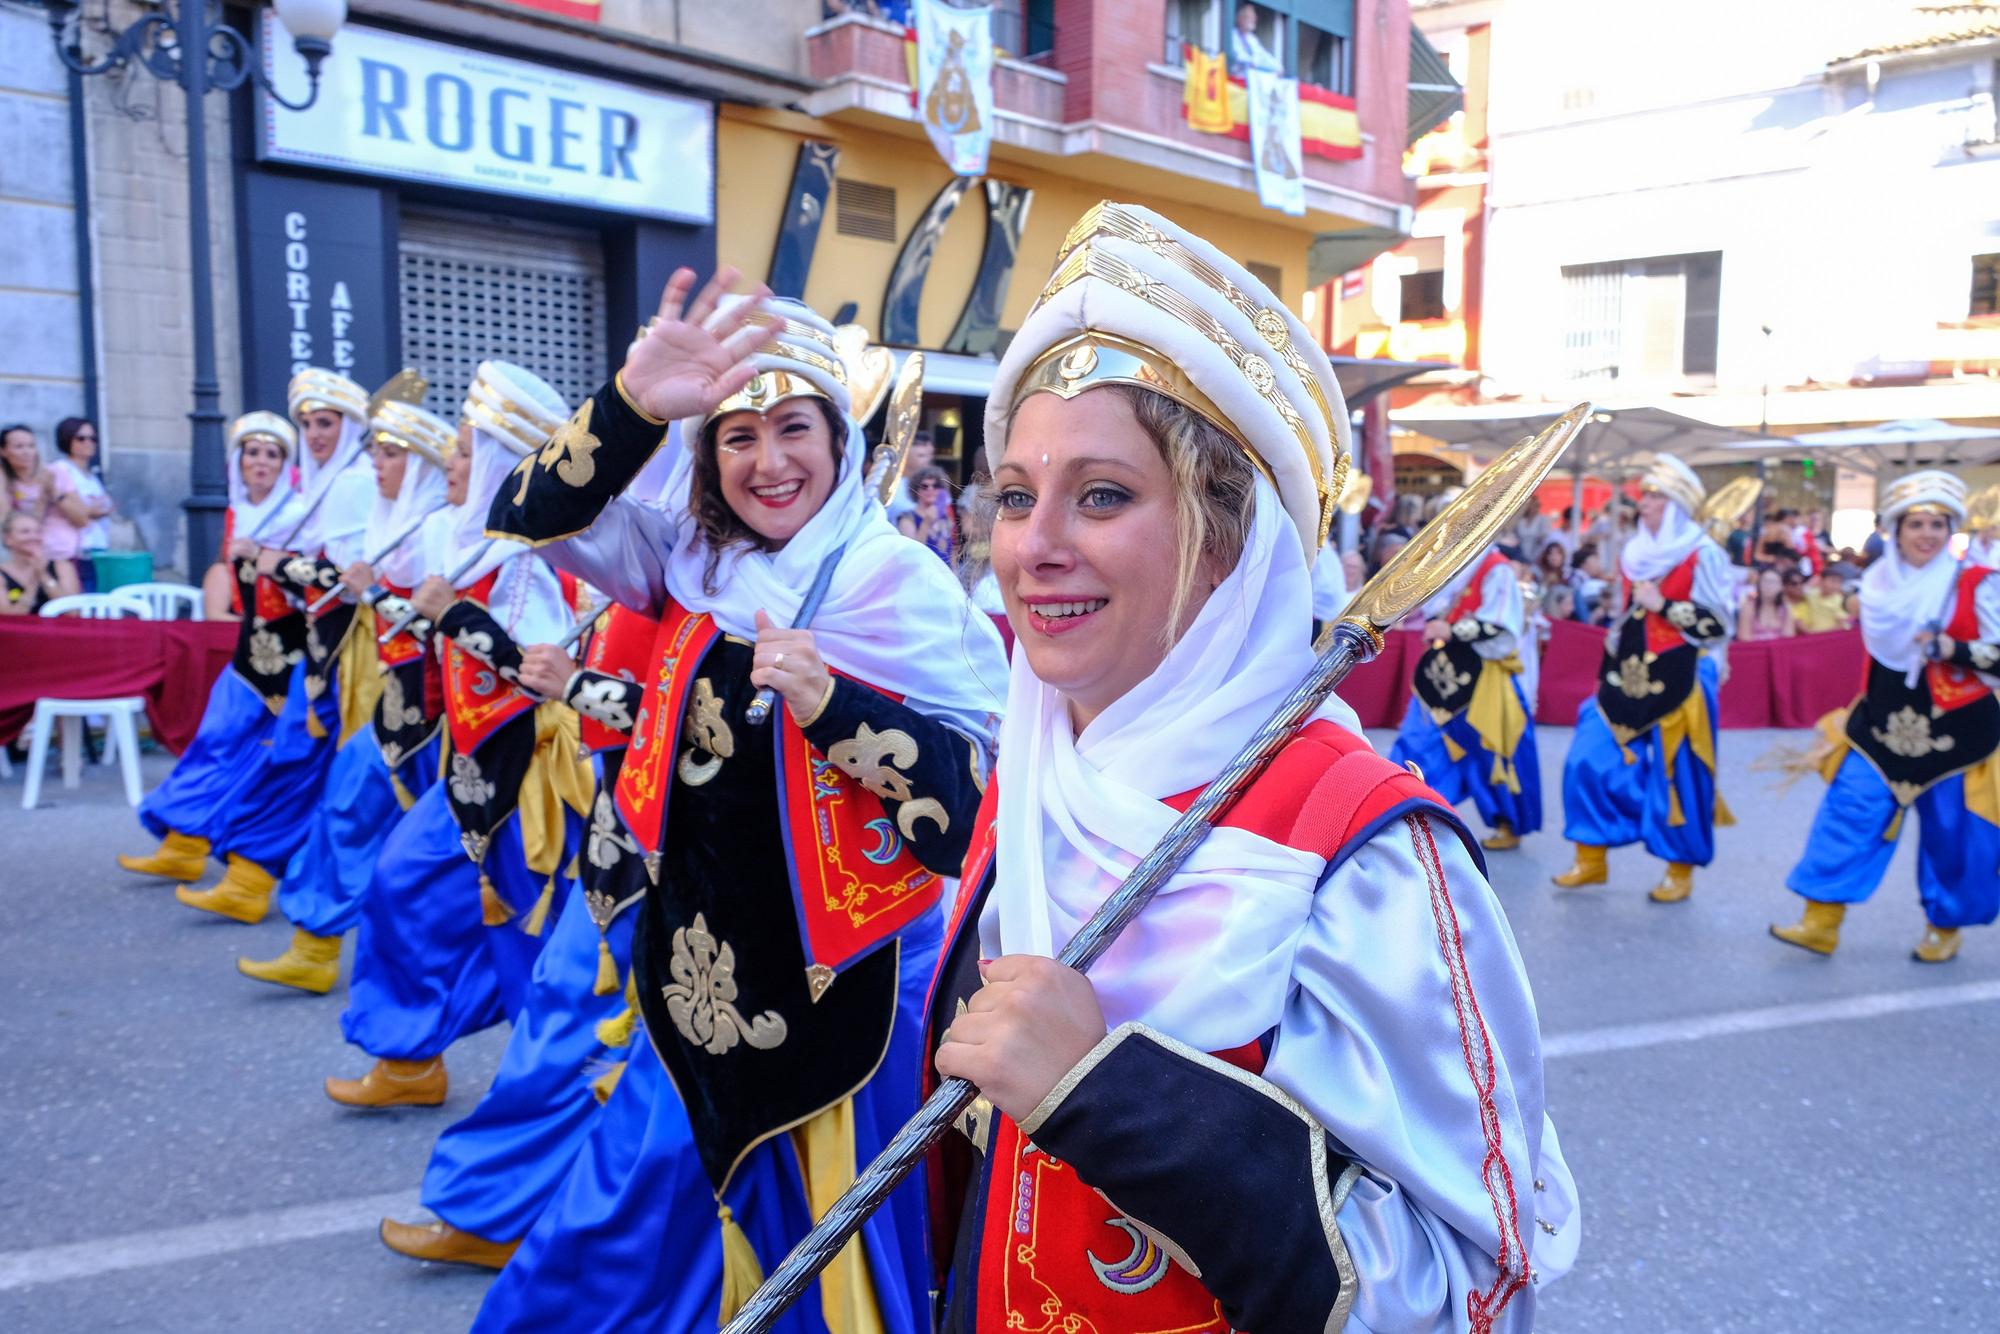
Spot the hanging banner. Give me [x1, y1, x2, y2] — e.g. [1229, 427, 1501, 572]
[1247, 68, 1307, 217]
[914, 0, 995, 177]
[1182, 45, 1233, 134]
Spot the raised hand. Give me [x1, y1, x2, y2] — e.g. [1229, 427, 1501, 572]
[619, 267, 776, 425]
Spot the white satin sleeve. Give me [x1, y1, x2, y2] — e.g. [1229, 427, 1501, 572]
[1690, 541, 1736, 645]
[486, 550, 575, 647]
[1470, 562, 1523, 661]
[318, 471, 377, 567]
[535, 495, 678, 619]
[1262, 811, 1579, 1333]
[1972, 569, 2000, 689]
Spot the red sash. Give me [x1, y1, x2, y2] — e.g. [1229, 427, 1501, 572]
[1447, 549, 1510, 623]
[578, 603, 660, 755]
[1931, 565, 1996, 713]
[614, 597, 943, 977]
[442, 568, 537, 755]
[222, 510, 291, 623]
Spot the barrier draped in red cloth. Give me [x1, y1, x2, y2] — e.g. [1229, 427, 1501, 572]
[0, 618, 238, 755]
[1332, 620, 1868, 731]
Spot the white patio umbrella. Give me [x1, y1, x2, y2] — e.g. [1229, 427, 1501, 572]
[1732, 418, 2000, 477]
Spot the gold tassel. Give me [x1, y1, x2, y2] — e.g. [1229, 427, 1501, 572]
[480, 874, 513, 925]
[565, 853, 581, 880]
[590, 1060, 626, 1105]
[521, 879, 556, 937]
[594, 938, 620, 996]
[306, 706, 328, 740]
[595, 1004, 636, 1049]
[1885, 806, 1906, 842]
[716, 1204, 765, 1326]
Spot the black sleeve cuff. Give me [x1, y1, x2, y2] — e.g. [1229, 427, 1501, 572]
[801, 677, 985, 875]
[1947, 637, 2000, 672]
[1664, 599, 1727, 641]
[564, 668, 643, 734]
[484, 373, 671, 546]
[1024, 1022, 1358, 1334]
[438, 602, 524, 681]
[1451, 615, 1505, 642]
[277, 554, 340, 595]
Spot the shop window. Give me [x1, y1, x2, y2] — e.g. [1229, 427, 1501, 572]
[1400, 270, 1446, 322]
[835, 178, 897, 242]
[1561, 250, 1721, 384]
[1973, 253, 2000, 317]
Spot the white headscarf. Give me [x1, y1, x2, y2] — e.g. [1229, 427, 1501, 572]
[1620, 494, 1705, 582]
[227, 430, 305, 543]
[979, 477, 1364, 1051]
[1860, 542, 1959, 675]
[288, 414, 373, 557]
[374, 444, 449, 587]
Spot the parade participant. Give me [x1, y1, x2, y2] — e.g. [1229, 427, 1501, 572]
[1552, 454, 1734, 903]
[1771, 471, 2000, 962]
[910, 201, 1573, 1333]
[470, 287, 1004, 1331]
[1389, 540, 1542, 850]
[117, 413, 306, 880]
[1966, 484, 1999, 567]
[235, 400, 454, 993]
[326, 362, 592, 1109]
[174, 370, 375, 922]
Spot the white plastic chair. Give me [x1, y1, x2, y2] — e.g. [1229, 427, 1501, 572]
[115, 581, 204, 621]
[23, 593, 150, 809]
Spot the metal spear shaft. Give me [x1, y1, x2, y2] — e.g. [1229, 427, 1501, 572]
[376, 538, 496, 644]
[305, 506, 447, 615]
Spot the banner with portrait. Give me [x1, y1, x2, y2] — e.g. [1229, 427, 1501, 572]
[915, 0, 995, 177]
[1247, 67, 1307, 217]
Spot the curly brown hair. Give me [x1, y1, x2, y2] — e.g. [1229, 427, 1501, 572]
[687, 397, 848, 595]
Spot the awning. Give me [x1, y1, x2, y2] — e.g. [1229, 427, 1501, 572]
[1393, 403, 1786, 469]
[891, 349, 998, 398]
[1332, 356, 1442, 407]
[1307, 224, 1410, 291]
[1721, 417, 2000, 476]
[1407, 25, 1463, 146]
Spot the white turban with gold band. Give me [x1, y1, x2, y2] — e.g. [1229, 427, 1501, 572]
[368, 399, 455, 587]
[443, 361, 570, 600]
[687, 296, 852, 439]
[1640, 454, 1706, 519]
[1880, 468, 1967, 529]
[287, 368, 369, 425]
[226, 411, 305, 540]
[987, 201, 1350, 566]
[285, 368, 373, 559]
[1623, 453, 1713, 583]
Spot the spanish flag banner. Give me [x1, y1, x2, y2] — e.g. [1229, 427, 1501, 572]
[1181, 44, 1362, 161]
[1183, 46, 1234, 134]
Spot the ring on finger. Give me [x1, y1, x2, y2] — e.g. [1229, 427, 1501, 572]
[774, 652, 786, 670]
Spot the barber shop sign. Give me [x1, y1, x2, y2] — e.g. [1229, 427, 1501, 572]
[256, 17, 713, 224]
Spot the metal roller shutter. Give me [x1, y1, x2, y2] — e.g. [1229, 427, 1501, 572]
[397, 207, 608, 423]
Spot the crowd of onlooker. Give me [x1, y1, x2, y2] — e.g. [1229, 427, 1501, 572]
[1, 418, 118, 614]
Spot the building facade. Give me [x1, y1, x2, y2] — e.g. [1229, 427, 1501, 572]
[4, 0, 1420, 576]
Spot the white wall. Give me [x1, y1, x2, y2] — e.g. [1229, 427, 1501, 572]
[1478, 0, 2000, 404]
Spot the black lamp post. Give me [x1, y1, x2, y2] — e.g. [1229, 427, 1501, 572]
[42, 0, 345, 571]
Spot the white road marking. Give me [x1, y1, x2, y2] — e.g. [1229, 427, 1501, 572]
[0, 1190, 417, 1292]
[5, 981, 1999, 1293]
[1543, 978, 2000, 1059]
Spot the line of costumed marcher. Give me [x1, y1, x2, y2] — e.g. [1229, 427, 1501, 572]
[1388, 540, 1542, 852]
[326, 363, 594, 1111]
[1771, 469, 2000, 962]
[1552, 454, 1735, 904]
[170, 371, 380, 921]
[467, 287, 1006, 1332]
[237, 394, 456, 991]
[117, 412, 309, 880]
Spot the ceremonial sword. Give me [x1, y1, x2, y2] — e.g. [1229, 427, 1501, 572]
[375, 538, 497, 644]
[742, 351, 926, 726]
[718, 402, 1593, 1334]
[304, 505, 451, 615]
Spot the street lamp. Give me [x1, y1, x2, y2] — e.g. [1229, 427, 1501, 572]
[42, 0, 346, 571]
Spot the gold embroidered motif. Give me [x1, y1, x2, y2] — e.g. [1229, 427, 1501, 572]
[1872, 706, 1956, 759]
[571, 675, 635, 731]
[1424, 652, 1473, 699]
[1970, 640, 1998, 670]
[660, 913, 788, 1056]
[1451, 616, 1482, 642]
[676, 678, 734, 787]
[246, 628, 294, 677]
[379, 739, 405, 770]
[586, 788, 638, 871]
[585, 886, 617, 928]
[538, 400, 602, 489]
[379, 668, 422, 729]
[448, 751, 497, 806]
[303, 670, 327, 699]
[1608, 653, 1667, 701]
[827, 722, 949, 841]
[1666, 601, 1698, 629]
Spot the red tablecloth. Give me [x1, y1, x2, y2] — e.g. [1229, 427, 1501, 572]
[0, 619, 238, 755]
[1335, 622, 1867, 730]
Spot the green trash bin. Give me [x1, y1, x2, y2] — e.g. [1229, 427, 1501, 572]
[91, 550, 154, 592]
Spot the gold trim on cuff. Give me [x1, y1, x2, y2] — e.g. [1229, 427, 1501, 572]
[796, 675, 839, 729]
[615, 371, 667, 427]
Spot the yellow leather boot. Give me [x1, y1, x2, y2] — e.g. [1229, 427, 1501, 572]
[1914, 925, 1962, 964]
[117, 831, 210, 881]
[1482, 821, 1521, 851]
[237, 928, 342, 994]
[1648, 862, 1695, 904]
[378, 1218, 519, 1269]
[325, 1057, 447, 1108]
[1769, 901, 1845, 955]
[1551, 843, 1608, 888]
[174, 855, 274, 924]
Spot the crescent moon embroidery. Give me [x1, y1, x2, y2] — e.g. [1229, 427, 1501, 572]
[1088, 1217, 1170, 1294]
[862, 818, 902, 865]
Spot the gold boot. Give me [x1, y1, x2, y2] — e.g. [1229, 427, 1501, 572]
[1913, 925, 1962, 964]
[1769, 900, 1846, 956]
[118, 831, 210, 882]
[1551, 843, 1608, 888]
[237, 928, 342, 994]
[1482, 821, 1521, 852]
[1648, 862, 1695, 904]
[174, 855, 275, 924]
[378, 1218, 519, 1269]
[325, 1057, 447, 1108]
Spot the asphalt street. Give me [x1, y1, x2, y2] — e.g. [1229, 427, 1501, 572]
[2, 725, 1996, 1332]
